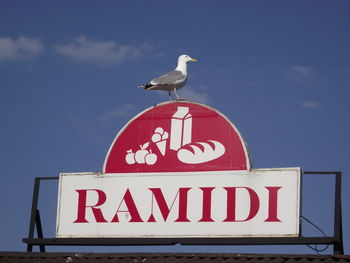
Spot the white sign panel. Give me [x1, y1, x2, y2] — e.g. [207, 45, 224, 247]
[56, 168, 300, 238]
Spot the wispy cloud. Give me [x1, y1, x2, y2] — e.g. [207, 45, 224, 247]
[301, 101, 323, 110]
[288, 66, 314, 81]
[291, 66, 313, 76]
[177, 85, 210, 104]
[97, 104, 137, 121]
[69, 104, 138, 139]
[54, 36, 150, 66]
[0, 35, 44, 61]
[69, 115, 96, 138]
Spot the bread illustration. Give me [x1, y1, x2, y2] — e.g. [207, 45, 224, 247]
[177, 140, 225, 164]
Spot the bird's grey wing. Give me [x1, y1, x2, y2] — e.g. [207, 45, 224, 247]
[150, 70, 185, 85]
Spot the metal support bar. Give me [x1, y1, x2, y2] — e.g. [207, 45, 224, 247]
[26, 178, 41, 252]
[26, 177, 58, 252]
[302, 171, 344, 254]
[35, 210, 45, 252]
[333, 172, 343, 255]
[22, 236, 338, 247]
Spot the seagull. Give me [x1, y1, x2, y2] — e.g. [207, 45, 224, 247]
[138, 54, 197, 100]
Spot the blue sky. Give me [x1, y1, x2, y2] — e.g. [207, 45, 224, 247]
[1, 0, 350, 254]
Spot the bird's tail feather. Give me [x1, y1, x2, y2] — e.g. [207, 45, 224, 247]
[138, 83, 154, 90]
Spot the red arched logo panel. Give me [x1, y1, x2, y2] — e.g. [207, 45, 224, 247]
[103, 101, 251, 173]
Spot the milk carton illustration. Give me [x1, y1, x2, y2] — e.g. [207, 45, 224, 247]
[170, 106, 192, 150]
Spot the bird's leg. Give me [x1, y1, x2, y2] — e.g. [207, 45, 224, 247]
[168, 91, 172, 101]
[174, 88, 180, 100]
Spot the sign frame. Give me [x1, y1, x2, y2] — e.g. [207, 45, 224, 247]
[23, 171, 344, 254]
[21, 102, 343, 254]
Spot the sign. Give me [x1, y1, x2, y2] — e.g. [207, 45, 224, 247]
[56, 101, 301, 238]
[56, 168, 300, 238]
[103, 101, 251, 173]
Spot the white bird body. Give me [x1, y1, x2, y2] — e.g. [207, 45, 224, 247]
[139, 54, 197, 99]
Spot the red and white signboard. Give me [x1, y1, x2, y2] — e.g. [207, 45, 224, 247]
[103, 101, 251, 173]
[56, 101, 301, 238]
[57, 168, 300, 238]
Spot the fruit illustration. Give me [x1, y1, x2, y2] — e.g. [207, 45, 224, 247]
[135, 142, 150, 164]
[125, 149, 136, 164]
[145, 150, 157, 165]
[125, 127, 168, 166]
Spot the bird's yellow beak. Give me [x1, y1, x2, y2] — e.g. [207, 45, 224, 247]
[191, 58, 198, 62]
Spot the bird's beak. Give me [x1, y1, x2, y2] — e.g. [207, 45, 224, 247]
[191, 58, 197, 62]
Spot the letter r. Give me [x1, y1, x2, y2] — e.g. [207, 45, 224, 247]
[74, 189, 108, 223]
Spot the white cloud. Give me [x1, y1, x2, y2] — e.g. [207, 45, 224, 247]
[54, 36, 148, 66]
[291, 66, 313, 76]
[69, 104, 138, 140]
[288, 66, 314, 81]
[97, 104, 137, 121]
[301, 101, 323, 110]
[177, 85, 210, 104]
[0, 35, 44, 61]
